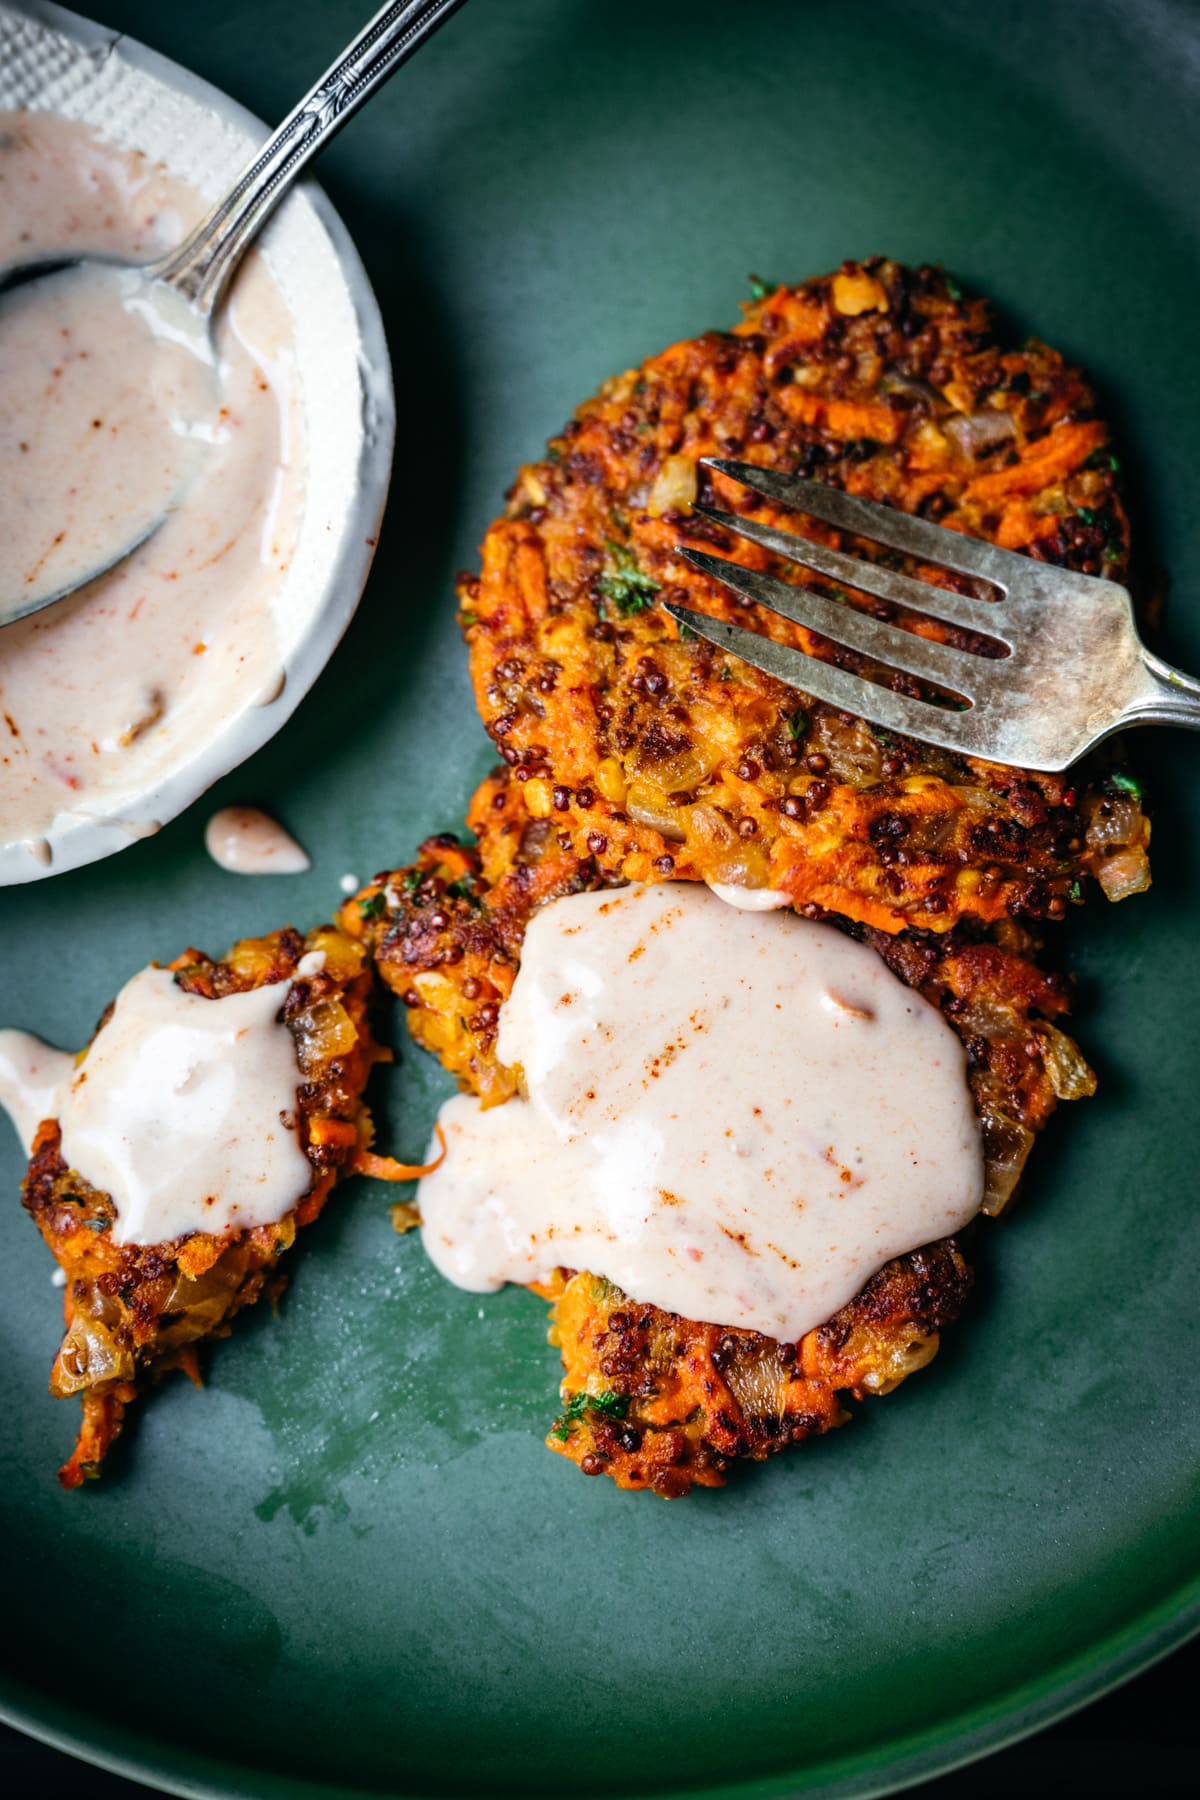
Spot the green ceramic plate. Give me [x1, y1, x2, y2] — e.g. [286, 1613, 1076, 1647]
[2, 2, 1198, 1796]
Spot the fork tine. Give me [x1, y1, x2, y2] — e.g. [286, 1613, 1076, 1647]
[691, 503, 1011, 641]
[702, 457, 1036, 592]
[663, 601, 979, 754]
[676, 546, 981, 695]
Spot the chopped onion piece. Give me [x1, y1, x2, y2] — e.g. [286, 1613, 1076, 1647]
[979, 1109, 1036, 1217]
[1039, 1027, 1097, 1102]
[1097, 847, 1152, 902]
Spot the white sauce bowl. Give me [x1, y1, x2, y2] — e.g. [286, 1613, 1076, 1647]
[0, 1, 395, 884]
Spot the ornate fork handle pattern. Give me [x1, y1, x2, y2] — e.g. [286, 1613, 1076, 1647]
[151, 0, 467, 314]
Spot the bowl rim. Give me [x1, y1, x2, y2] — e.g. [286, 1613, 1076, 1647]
[0, 0, 396, 887]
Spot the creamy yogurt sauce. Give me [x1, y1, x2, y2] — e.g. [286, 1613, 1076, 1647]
[0, 263, 217, 608]
[0, 959, 321, 1245]
[205, 805, 310, 874]
[0, 1026, 71, 1151]
[706, 880, 791, 911]
[0, 111, 305, 849]
[419, 884, 984, 1343]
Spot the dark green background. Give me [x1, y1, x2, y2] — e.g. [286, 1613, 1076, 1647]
[1, 3, 1197, 1796]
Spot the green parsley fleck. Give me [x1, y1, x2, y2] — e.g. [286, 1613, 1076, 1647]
[747, 273, 778, 302]
[597, 539, 661, 616]
[719, 663, 733, 682]
[787, 708, 808, 741]
[943, 271, 964, 300]
[445, 876, 480, 907]
[546, 445, 563, 463]
[1108, 769, 1144, 800]
[1077, 507, 1098, 527]
[460, 609, 478, 627]
[552, 1389, 629, 1443]
[1102, 545, 1120, 565]
[1068, 880, 1084, 902]
[402, 868, 422, 894]
[358, 892, 386, 920]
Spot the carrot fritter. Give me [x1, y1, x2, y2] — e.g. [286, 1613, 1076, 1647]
[459, 258, 1150, 933]
[22, 922, 387, 1488]
[341, 771, 1094, 1495]
[337, 260, 1149, 1495]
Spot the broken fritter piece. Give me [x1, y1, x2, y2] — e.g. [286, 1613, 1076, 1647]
[22, 922, 390, 1488]
[459, 258, 1150, 932]
[341, 768, 1094, 1494]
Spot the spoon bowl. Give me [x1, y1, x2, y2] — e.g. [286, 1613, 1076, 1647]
[0, 254, 218, 624]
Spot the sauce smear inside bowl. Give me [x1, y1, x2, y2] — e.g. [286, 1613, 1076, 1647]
[0, 112, 306, 867]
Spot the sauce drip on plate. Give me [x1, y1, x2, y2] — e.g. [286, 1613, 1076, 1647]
[205, 805, 310, 874]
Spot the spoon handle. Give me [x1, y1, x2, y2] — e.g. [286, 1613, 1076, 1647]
[150, 0, 468, 314]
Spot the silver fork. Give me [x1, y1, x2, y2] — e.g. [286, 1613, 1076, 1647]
[663, 457, 1200, 771]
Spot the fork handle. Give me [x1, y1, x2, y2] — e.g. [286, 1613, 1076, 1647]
[1126, 645, 1200, 733]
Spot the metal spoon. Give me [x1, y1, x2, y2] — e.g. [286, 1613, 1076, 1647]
[0, 0, 466, 629]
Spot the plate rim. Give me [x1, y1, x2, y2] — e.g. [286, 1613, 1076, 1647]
[1, 1564, 1196, 1797]
[1, 5, 1197, 1797]
[0, 0, 396, 887]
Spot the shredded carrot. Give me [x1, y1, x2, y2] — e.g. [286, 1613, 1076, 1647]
[307, 1116, 359, 1149]
[294, 1170, 336, 1227]
[779, 387, 902, 444]
[31, 1118, 58, 1155]
[963, 419, 1106, 503]
[351, 1125, 447, 1183]
[994, 499, 1041, 549]
[174, 1235, 225, 1279]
